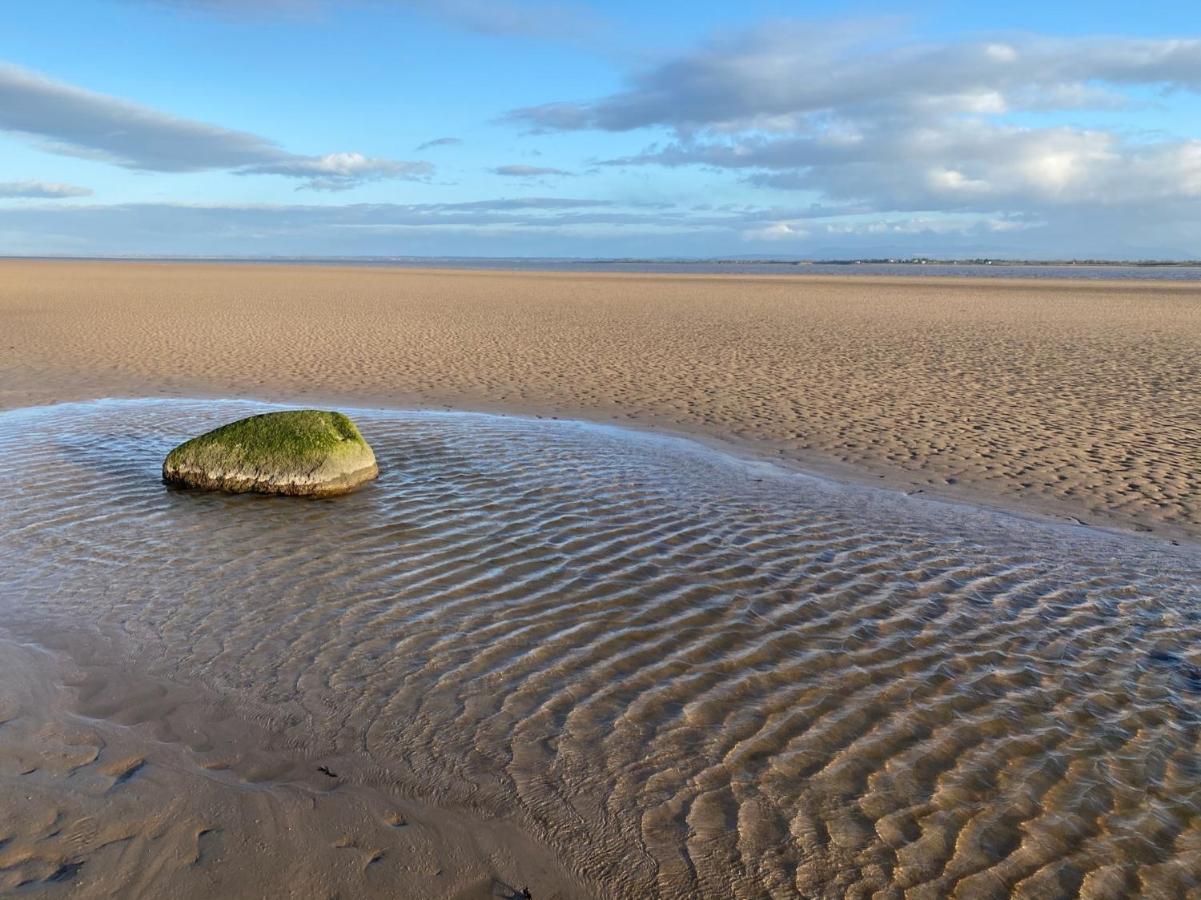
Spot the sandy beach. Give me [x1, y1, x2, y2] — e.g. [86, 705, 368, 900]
[11, 0, 1201, 891]
[0, 631, 579, 898]
[2, 259, 1198, 541]
[3, 261, 1201, 898]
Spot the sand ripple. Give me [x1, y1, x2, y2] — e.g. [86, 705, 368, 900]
[2, 399, 1200, 898]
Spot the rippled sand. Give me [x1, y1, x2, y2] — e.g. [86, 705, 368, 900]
[1, 260, 1199, 541]
[0, 636, 571, 898]
[3, 400, 1200, 897]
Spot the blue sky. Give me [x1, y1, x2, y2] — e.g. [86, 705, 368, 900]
[2, 0, 1200, 258]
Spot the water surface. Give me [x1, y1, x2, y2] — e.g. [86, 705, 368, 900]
[2, 399, 1200, 897]
[27, 256, 1201, 280]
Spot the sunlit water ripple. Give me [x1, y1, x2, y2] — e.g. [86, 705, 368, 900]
[2, 399, 1200, 898]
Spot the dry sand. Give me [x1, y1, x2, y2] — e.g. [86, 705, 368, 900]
[2, 259, 1198, 541]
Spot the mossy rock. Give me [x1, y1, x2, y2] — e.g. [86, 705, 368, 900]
[163, 410, 378, 497]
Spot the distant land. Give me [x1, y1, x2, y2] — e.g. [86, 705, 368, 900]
[591, 257, 1201, 268]
[5, 256, 1201, 283]
[805, 258, 1201, 267]
[4, 255, 1201, 268]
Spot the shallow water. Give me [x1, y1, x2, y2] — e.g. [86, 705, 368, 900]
[3, 399, 1201, 897]
[80, 256, 1201, 280]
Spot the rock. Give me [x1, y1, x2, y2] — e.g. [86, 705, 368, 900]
[163, 410, 378, 497]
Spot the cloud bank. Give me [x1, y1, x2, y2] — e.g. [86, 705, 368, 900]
[240, 153, 434, 191]
[492, 164, 574, 177]
[510, 27, 1201, 132]
[0, 180, 92, 198]
[0, 62, 431, 190]
[6, 197, 1196, 259]
[507, 24, 1201, 245]
[6, 17, 1201, 256]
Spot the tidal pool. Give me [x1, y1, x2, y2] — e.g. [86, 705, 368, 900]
[2, 399, 1199, 898]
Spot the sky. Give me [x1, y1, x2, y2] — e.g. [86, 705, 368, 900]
[1, 0, 1200, 259]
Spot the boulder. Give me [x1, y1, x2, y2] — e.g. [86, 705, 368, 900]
[163, 410, 378, 497]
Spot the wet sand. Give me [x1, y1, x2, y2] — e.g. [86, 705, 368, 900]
[3, 399, 1201, 898]
[0, 634, 578, 899]
[1, 259, 1198, 542]
[2, 262, 1200, 897]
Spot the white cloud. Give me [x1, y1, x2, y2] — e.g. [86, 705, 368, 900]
[492, 164, 574, 177]
[743, 222, 808, 241]
[4, 196, 1196, 259]
[416, 136, 462, 151]
[0, 62, 432, 189]
[0, 180, 92, 199]
[505, 23, 1201, 239]
[985, 43, 1018, 63]
[0, 199, 751, 257]
[240, 153, 434, 191]
[508, 26, 1201, 132]
[926, 168, 990, 194]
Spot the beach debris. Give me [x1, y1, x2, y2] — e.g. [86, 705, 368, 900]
[163, 410, 378, 497]
[317, 765, 338, 778]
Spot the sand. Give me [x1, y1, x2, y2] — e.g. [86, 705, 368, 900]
[7, 398, 1200, 899]
[0, 631, 581, 898]
[2, 260, 1200, 897]
[1, 259, 1198, 541]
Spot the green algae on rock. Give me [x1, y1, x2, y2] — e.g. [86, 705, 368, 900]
[163, 410, 378, 497]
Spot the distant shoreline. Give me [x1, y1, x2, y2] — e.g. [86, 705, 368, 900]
[4, 254, 1201, 281]
[5, 253, 1201, 266]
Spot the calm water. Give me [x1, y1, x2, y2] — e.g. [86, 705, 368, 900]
[34, 256, 1201, 281]
[3, 399, 1201, 897]
[350, 258, 1201, 281]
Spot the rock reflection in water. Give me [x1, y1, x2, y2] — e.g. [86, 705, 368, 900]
[1, 399, 1200, 898]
